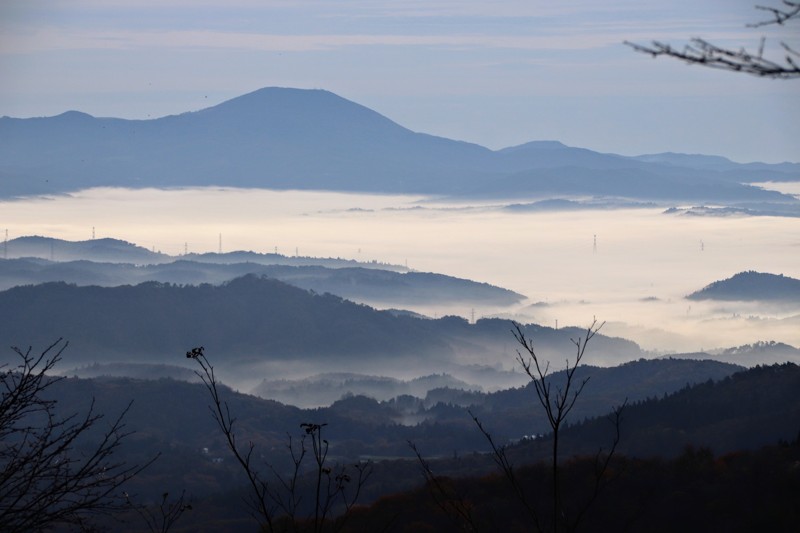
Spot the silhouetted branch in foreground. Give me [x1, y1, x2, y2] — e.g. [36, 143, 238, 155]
[472, 321, 625, 533]
[0, 339, 152, 532]
[187, 346, 372, 532]
[626, 2, 800, 79]
[125, 490, 192, 533]
[408, 441, 480, 532]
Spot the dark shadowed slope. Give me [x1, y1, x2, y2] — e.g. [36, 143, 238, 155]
[0, 234, 526, 307]
[0, 275, 640, 364]
[687, 271, 800, 302]
[0, 257, 526, 306]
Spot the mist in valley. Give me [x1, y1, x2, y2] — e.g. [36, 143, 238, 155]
[3, 186, 798, 372]
[3, 1, 800, 527]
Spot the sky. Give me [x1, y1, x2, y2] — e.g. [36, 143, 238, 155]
[0, 0, 798, 163]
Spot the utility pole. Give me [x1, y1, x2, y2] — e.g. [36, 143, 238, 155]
[218, 233, 222, 254]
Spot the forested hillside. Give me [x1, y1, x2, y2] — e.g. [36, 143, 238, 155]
[0, 256, 524, 306]
[0, 275, 640, 365]
[688, 271, 800, 302]
[56, 361, 799, 532]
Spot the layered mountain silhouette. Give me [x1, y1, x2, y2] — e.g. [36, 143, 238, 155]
[1, 87, 797, 202]
[0, 257, 525, 307]
[0, 235, 525, 307]
[0, 275, 640, 365]
[3, 236, 167, 263]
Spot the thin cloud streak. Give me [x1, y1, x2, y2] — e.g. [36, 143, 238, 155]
[4, 24, 758, 56]
[0, 29, 628, 54]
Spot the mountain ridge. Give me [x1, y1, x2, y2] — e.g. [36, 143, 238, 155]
[1, 87, 797, 202]
[0, 274, 641, 366]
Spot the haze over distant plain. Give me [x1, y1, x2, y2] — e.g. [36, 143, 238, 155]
[1, 1, 798, 355]
[3, 187, 799, 354]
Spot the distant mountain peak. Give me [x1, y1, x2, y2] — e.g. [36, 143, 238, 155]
[210, 86, 340, 107]
[499, 140, 568, 153]
[1, 87, 798, 201]
[53, 110, 94, 121]
[196, 86, 387, 120]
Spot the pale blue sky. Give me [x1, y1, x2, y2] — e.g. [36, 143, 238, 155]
[1, 0, 798, 163]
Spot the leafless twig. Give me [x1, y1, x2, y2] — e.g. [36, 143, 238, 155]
[0, 339, 153, 532]
[626, 2, 800, 79]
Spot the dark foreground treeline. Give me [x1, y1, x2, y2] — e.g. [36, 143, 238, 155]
[338, 440, 800, 533]
[117, 438, 800, 532]
[92, 362, 800, 532]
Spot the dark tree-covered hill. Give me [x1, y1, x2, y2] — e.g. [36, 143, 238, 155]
[27, 358, 797, 532]
[341, 440, 800, 533]
[36, 356, 744, 467]
[0, 275, 638, 365]
[687, 271, 800, 302]
[505, 362, 800, 463]
[341, 364, 800, 533]
[0, 256, 525, 307]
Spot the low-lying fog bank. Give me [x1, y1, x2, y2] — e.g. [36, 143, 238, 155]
[2, 187, 799, 353]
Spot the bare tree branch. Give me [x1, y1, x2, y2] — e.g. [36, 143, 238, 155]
[187, 346, 372, 533]
[570, 400, 626, 532]
[0, 340, 153, 532]
[626, 2, 800, 79]
[187, 346, 277, 529]
[408, 441, 481, 533]
[462, 321, 626, 532]
[468, 414, 543, 533]
[749, 1, 800, 27]
[510, 320, 601, 532]
[125, 490, 192, 533]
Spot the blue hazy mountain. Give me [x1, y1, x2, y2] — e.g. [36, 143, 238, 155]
[1, 87, 797, 202]
[0, 257, 525, 307]
[0, 235, 525, 307]
[3, 236, 168, 263]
